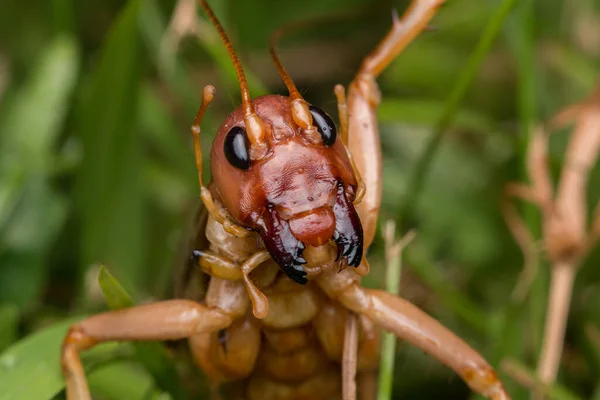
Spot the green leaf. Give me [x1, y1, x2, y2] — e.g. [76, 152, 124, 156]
[0, 35, 77, 231]
[0, 35, 78, 307]
[377, 225, 405, 400]
[0, 319, 76, 400]
[0, 316, 137, 400]
[97, 265, 188, 400]
[88, 361, 158, 400]
[75, 0, 146, 292]
[98, 265, 135, 309]
[0, 305, 19, 352]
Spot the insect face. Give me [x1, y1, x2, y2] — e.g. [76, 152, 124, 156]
[210, 95, 363, 283]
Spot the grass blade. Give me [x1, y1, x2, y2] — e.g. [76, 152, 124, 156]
[98, 265, 188, 400]
[402, 0, 519, 219]
[377, 223, 414, 400]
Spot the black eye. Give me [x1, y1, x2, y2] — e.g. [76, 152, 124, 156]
[224, 126, 251, 170]
[309, 106, 337, 146]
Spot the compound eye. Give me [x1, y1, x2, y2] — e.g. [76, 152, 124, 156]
[224, 126, 251, 170]
[309, 105, 337, 146]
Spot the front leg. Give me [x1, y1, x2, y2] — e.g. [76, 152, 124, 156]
[61, 277, 252, 400]
[61, 300, 233, 400]
[344, 0, 446, 247]
[317, 268, 510, 400]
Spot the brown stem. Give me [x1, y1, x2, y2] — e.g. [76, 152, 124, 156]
[535, 262, 576, 399]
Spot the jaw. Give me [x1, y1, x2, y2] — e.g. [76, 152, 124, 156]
[254, 182, 363, 285]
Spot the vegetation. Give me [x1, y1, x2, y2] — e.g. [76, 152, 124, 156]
[0, 0, 598, 399]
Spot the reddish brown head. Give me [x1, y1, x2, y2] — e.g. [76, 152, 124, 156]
[210, 96, 363, 284]
[199, 0, 363, 284]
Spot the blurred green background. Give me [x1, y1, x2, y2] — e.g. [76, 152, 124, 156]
[0, 0, 599, 399]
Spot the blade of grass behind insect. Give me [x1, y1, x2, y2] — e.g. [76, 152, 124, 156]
[194, 1, 267, 97]
[401, 0, 519, 222]
[195, 20, 268, 98]
[585, 325, 600, 399]
[377, 229, 403, 400]
[0, 305, 18, 352]
[98, 266, 188, 400]
[140, 0, 217, 187]
[139, 0, 203, 117]
[377, 222, 404, 400]
[544, 44, 598, 96]
[405, 243, 490, 335]
[0, 35, 78, 308]
[139, 85, 197, 186]
[75, 0, 145, 294]
[378, 98, 500, 135]
[501, 359, 583, 400]
[488, 2, 542, 399]
[52, 0, 74, 34]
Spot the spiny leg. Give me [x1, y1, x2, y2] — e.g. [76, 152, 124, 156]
[356, 0, 445, 80]
[190, 85, 250, 238]
[193, 249, 272, 319]
[192, 249, 243, 280]
[318, 269, 510, 400]
[345, 0, 446, 248]
[61, 300, 234, 400]
[342, 312, 359, 400]
[335, 84, 366, 205]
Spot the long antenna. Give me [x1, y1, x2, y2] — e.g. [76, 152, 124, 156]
[269, 25, 320, 143]
[269, 28, 302, 101]
[198, 0, 254, 117]
[199, 0, 266, 154]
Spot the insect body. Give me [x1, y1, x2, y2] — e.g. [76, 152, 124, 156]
[61, 1, 511, 399]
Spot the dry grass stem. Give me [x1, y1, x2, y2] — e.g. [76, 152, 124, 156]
[376, 221, 415, 400]
[501, 81, 600, 398]
[501, 192, 540, 302]
[160, 0, 199, 62]
[536, 262, 576, 386]
[501, 359, 569, 400]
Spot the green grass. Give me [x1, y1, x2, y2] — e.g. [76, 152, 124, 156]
[0, 0, 599, 399]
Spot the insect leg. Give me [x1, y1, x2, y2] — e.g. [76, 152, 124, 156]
[318, 268, 510, 400]
[345, 0, 445, 248]
[190, 85, 249, 238]
[335, 84, 366, 206]
[61, 300, 234, 400]
[239, 250, 272, 319]
[192, 249, 272, 319]
[188, 313, 261, 388]
[192, 249, 243, 280]
[356, 315, 381, 400]
[342, 312, 358, 400]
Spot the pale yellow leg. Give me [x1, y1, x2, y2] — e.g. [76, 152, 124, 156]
[342, 312, 359, 400]
[193, 249, 243, 280]
[239, 251, 272, 319]
[61, 300, 233, 400]
[190, 85, 249, 238]
[334, 84, 366, 206]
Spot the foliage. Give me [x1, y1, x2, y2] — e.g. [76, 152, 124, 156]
[0, 0, 599, 399]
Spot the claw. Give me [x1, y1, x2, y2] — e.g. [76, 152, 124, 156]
[257, 205, 308, 284]
[218, 328, 227, 353]
[332, 182, 364, 268]
[191, 249, 203, 261]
